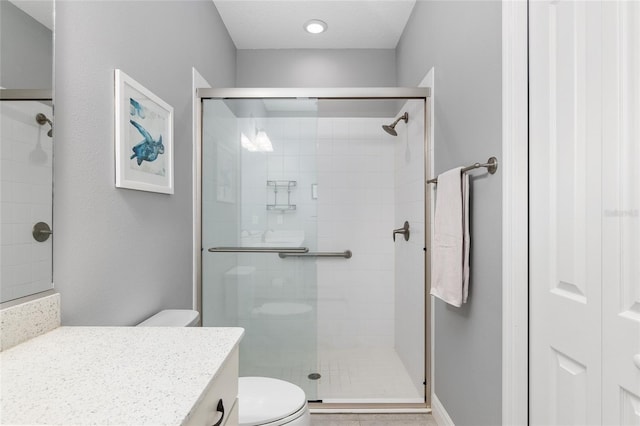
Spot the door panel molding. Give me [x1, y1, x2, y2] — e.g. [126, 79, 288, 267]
[532, 1, 640, 424]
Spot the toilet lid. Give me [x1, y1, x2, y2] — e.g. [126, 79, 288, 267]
[238, 377, 307, 426]
[137, 309, 199, 327]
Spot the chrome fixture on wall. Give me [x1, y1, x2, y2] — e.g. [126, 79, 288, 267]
[32, 221, 52, 242]
[393, 221, 410, 242]
[36, 112, 53, 137]
[427, 157, 499, 184]
[382, 112, 409, 136]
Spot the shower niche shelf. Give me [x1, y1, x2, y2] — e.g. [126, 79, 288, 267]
[267, 180, 297, 211]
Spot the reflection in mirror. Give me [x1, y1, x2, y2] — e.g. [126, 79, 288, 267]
[0, 1, 53, 90]
[0, 98, 53, 303]
[0, 0, 54, 303]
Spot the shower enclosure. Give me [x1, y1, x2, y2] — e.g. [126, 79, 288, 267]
[0, 90, 54, 303]
[199, 88, 430, 407]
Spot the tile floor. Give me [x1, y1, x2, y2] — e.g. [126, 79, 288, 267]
[310, 413, 437, 426]
[315, 348, 423, 402]
[269, 348, 423, 402]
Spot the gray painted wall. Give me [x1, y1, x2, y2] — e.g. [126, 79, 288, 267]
[0, 1, 52, 89]
[237, 49, 396, 87]
[53, 0, 236, 325]
[51, 2, 503, 419]
[397, 2, 503, 425]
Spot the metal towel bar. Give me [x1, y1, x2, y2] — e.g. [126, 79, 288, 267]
[427, 156, 498, 184]
[279, 250, 352, 259]
[208, 247, 309, 254]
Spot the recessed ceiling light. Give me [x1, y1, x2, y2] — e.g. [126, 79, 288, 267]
[304, 19, 327, 34]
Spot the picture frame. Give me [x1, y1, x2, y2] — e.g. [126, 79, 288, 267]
[114, 69, 174, 194]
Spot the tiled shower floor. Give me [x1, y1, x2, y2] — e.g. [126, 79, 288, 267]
[278, 348, 424, 403]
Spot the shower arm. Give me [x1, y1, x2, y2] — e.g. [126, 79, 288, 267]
[390, 112, 408, 127]
[35, 113, 53, 136]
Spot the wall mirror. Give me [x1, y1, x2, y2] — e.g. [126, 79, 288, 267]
[0, 0, 55, 303]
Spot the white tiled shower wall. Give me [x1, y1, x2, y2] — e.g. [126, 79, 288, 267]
[0, 101, 53, 302]
[236, 113, 425, 352]
[315, 117, 397, 350]
[236, 115, 398, 350]
[232, 114, 397, 349]
[235, 116, 319, 385]
[238, 116, 319, 306]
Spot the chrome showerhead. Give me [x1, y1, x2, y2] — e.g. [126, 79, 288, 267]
[36, 113, 53, 137]
[382, 124, 397, 136]
[382, 112, 408, 136]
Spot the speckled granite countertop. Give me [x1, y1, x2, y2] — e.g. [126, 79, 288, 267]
[0, 326, 244, 425]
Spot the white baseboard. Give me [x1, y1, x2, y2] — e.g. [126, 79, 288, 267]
[431, 394, 455, 426]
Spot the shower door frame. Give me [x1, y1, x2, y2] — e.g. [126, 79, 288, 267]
[195, 87, 432, 411]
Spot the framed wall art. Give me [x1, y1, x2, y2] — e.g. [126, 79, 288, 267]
[114, 69, 174, 194]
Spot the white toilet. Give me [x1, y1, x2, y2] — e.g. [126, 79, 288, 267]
[238, 377, 310, 426]
[138, 309, 311, 426]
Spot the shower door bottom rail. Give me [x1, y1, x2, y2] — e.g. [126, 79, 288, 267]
[278, 250, 352, 259]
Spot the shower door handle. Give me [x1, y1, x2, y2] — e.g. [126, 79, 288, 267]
[208, 247, 309, 254]
[393, 221, 410, 242]
[279, 250, 352, 259]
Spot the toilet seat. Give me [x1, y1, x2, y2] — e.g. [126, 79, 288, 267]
[238, 377, 309, 426]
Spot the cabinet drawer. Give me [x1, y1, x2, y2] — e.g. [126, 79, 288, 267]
[183, 346, 239, 426]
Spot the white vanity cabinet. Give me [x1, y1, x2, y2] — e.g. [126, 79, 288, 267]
[0, 326, 244, 425]
[184, 347, 239, 426]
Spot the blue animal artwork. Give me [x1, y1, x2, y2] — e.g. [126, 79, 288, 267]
[129, 97, 146, 119]
[129, 120, 164, 165]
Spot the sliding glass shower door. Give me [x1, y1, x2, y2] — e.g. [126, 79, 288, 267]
[202, 98, 320, 399]
[201, 91, 428, 406]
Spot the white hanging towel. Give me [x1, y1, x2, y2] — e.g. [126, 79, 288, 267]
[430, 167, 470, 307]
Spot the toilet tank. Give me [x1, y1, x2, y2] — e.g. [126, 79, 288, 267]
[137, 309, 200, 327]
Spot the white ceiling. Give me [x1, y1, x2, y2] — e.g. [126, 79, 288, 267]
[213, 0, 417, 49]
[8, 1, 415, 50]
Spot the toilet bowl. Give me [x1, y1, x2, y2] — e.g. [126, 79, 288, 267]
[238, 377, 310, 426]
[138, 310, 311, 426]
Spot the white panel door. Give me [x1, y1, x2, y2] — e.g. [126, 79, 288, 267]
[601, 2, 640, 424]
[529, 1, 603, 424]
[530, 1, 640, 424]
